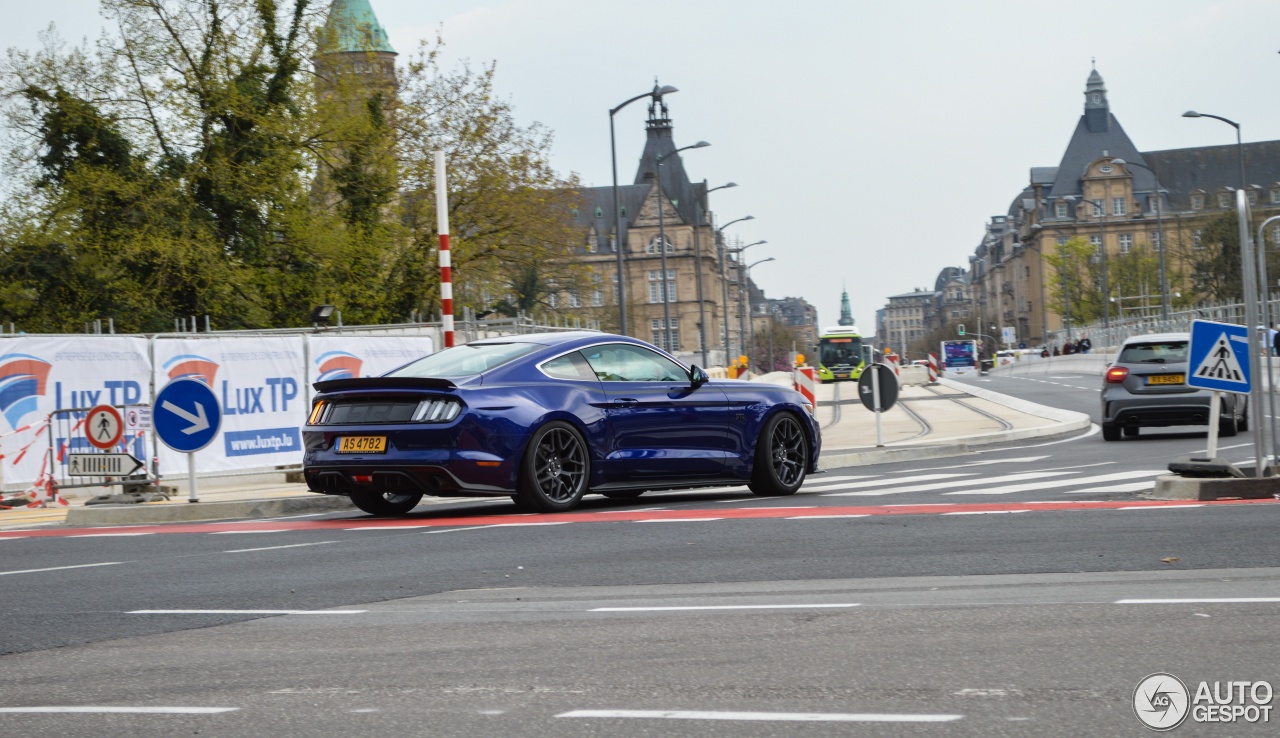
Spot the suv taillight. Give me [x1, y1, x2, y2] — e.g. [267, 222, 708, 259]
[1106, 366, 1129, 383]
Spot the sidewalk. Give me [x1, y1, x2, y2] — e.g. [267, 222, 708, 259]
[0, 375, 1089, 530]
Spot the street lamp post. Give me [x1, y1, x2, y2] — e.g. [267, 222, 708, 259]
[1184, 110, 1266, 475]
[744, 257, 775, 369]
[654, 141, 710, 353]
[1110, 158, 1170, 321]
[716, 216, 754, 361]
[610, 84, 677, 336]
[729, 240, 767, 363]
[691, 182, 736, 366]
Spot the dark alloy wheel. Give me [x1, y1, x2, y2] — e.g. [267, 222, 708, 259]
[514, 421, 590, 512]
[349, 490, 424, 516]
[749, 412, 809, 496]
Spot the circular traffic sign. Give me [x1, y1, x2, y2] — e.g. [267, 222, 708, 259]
[857, 363, 899, 412]
[85, 405, 124, 449]
[154, 378, 222, 453]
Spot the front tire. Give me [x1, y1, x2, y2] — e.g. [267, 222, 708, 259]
[513, 421, 590, 512]
[749, 412, 809, 496]
[349, 490, 423, 516]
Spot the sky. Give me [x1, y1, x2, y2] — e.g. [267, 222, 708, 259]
[6, 0, 1280, 335]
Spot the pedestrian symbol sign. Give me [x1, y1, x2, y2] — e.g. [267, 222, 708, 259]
[85, 405, 124, 450]
[1187, 320, 1252, 394]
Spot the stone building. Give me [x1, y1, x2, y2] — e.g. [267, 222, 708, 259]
[883, 288, 937, 356]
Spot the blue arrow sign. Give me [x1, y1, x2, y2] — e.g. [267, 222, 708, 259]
[154, 378, 222, 452]
[1187, 319, 1252, 394]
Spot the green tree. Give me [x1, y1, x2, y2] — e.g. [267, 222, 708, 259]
[1045, 236, 1104, 325]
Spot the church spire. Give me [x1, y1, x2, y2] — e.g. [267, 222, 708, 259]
[838, 286, 854, 326]
[322, 0, 396, 54]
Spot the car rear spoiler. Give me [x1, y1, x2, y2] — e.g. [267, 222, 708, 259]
[312, 377, 457, 393]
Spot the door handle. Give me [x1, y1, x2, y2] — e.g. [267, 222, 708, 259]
[611, 398, 639, 408]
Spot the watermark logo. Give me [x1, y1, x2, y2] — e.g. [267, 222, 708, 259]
[164, 354, 220, 386]
[315, 351, 363, 381]
[0, 353, 52, 429]
[1134, 673, 1190, 731]
[1135, 673, 1273, 730]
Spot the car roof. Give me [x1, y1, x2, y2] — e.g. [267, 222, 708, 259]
[1121, 332, 1190, 345]
[469, 331, 606, 347]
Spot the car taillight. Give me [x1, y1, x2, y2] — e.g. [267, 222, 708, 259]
[308, 401, 326, 425]
[1106, 366, 1129, 383]
[412, 398, 462, 422]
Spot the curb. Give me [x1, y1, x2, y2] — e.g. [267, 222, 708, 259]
[1147, 474, 1280, 501]
[64, 494, 355, 526]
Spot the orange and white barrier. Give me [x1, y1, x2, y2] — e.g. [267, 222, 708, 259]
[793, 367, 817, 407]
[927, 352, 939, 384]
[887, 355, 900, 377]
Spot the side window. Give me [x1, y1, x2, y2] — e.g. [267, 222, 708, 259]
[541, 352, 596, 381]
[580, 343, 688, 382]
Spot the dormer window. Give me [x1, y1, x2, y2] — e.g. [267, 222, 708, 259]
[1054, 201, 1068, 218]
[1248, 189, 1258, 206]
[1219, 192, 1232, 209]
[1191, 192, 1205, 210]
[1271, 187, 1280, 205]
[646, 235, 674, 254]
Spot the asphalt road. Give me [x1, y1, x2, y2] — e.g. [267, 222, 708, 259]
[2, 372, 1279, 736]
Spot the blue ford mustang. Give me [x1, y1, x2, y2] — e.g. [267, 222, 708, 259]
[302, 332, 821, 514]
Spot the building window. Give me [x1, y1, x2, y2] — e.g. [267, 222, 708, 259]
[1090, 235, 1102, 254]
[1152, 231, 1162, 252]
[1119, 234, 1132, 254]
[1270, 225, 1280, 247]
[650, 319, 679, 352]
[1219, 192, 1232, 209]
[585, 230, 597, 253]
[1057, 236, 1067, 247]
[647, 270, 676, 303]
[1024, 266, 1031, 277]
[1193, 230, 1203, 249]
[548, 293, 558, 309]
[568, 293, 582, 309]
[1248, 189, 1258, 205]
[1112, 197, 1125, 216]
[1271, 189, 1280, 205]
[1191, 193, 1205, 210]
[592, 288, 603, 307]
[1055, 201, 1068, 218]
[1092, 200, 1104, 217]
[646, 235, 674, 254]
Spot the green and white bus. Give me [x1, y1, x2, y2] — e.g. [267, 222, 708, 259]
[815, 326, 865, 382]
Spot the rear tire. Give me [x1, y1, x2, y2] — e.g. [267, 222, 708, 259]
[749, 412, 809, 496]
[1101, 423, 1121, 442]
[1123, 426, 1139, 437]
[349, 490, 423, 516]
[1220, 412, 1238, 437]
[1238, 402, 1250, 432]
[513, 421, 590, 512]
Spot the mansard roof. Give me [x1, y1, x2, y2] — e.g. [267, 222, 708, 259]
[1047, 114, 1155, 199]
[1139, 141, 1280, 210]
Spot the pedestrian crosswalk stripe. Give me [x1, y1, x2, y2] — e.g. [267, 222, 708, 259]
[804, 472, 976, 493]
[824, 471, 1075, 497]
[942, 470, 1163, 496]
[1193, 332, 1247, 383]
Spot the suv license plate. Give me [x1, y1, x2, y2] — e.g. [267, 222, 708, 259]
[337, 436, 387, 453]
[1146, 374, 1185, 385]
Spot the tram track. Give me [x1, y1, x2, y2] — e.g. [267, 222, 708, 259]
[817, 376, 1014, 440]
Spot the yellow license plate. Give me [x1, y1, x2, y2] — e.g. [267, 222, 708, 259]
[337, 436, 387, 453]
[1146, 374, 1185, 385]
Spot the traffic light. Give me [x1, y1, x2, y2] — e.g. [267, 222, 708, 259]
[958, 324, 965, 336]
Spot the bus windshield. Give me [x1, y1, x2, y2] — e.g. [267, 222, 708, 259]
[819, 337, 863, 367]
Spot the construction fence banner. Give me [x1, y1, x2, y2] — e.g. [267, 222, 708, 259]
[152, 336, 307, 475]
[305, 335, 434, 389]
[0, 336, 151, 488]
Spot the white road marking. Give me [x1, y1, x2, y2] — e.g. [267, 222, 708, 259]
[225, 541, 338, 554]
[888, 456, 1049, 473]
[636, 518, 723, 523]
[786, 514, 870, 519]
[1117, 598, 1280, 604]
[72, 532, 155, 537]
[943, 510, 1030, 516]
[590, 604, 859, 612]
[980, 423, 1100, 450]
[556, 709, 962, 723]
[1191, 442, 1252, 453]
[0, 706, 239, 714]
[128, 609, 367, 615]
[1064, 482, 1153, 494]
[489, 522, 570, 527]
[886, 503, 956, 507]
[1117, 504, 1203, 510]
[828, 471, 1075, 497]
[0, 562, 122, 576]
[801, 475, 881, 486]
[210, 530, 288, 535]
[942, 470, 1164, 496]
[805, 473, 977, 493]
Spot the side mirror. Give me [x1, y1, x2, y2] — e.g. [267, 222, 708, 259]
[689, 365, 710, 387]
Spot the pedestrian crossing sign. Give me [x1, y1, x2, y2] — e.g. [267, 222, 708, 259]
[1186, 319, 1252, 394]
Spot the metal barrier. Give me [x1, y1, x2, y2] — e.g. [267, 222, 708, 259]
[46, 405, 159, 504]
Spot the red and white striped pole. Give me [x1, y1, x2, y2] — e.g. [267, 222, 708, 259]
[434, 150, 454, 348]
[928, 352, 939, 384]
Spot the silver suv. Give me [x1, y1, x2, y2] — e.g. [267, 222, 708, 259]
[1100, 332, 1247, 442]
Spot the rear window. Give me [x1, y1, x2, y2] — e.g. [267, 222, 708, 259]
[1119, 341, 1188, 364]
[387, 342, 541, 378]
